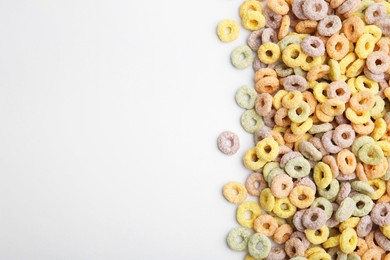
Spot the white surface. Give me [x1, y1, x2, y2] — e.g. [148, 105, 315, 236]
[0, 1, 257, 259]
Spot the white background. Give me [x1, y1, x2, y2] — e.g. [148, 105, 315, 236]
[0, 0, 258, 259]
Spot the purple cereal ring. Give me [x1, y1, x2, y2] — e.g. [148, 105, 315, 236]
[288, 12, 300, 28]
[332, 124, 355, 148]
[366, 51, 390, 74]
[302, 207, 327, 229]
[327, 81, 351, 103]
[254, 129, 272, 144]
[263, 108, 276, 128]
[253, 57, 267, 72]
[322, 130, 342, 154]
[247, 29, 265, 51]
[283, 75, 308, 92]
[326, 217, 341, 228]
[292, 0, 308, 20]
[365, 3, 386, 25]
[217, 131, 240, 155]
[280, 151, 302, 168]
[261, 28, 278, 44]
[357, 215, 373, 237]
[263, 7, 282, 29]
[301, 36, 325, 57]
[374, 230, 390, 251]
[371, 203, 390, 226]
[335, 114, 350, 125]
[336, 182, 351, 204]
[293, 209, 306, 232]
[290, 231, 310, 249]
[364, 66, 385, 81]
[303, 0, 329, 20]
[377, 18, 390, 37]
[245, 172, 268, 196]
[336, 172, 356, 181]
[309, 137, 329, 156]
[285, 238, 305, 258]
[317, 15, 342, 36]
[266, 248, 286, 260]
[337, 0, 359, 15]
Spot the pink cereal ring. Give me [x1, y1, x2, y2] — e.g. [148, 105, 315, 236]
[217, 131, 240, 155]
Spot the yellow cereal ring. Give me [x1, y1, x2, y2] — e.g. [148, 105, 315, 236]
[217, 19, 240, 42]
[355, 33, 376, 59]
[291, 118, 313, 135]
[371, 118, 387, 141]
[308, 252, 331, 260]
[345, 108, 371, 124]
[258, 42, 281, 64]
[260, 188, 275, 212]
[272, 197, 297, 218]
[243, 147, 267, 171]
[340, 227, 357, 254]
[301, 55, 324, 71]
[368, 179, 386, 200]
[305, 226, 329, 245]
[313, 162, 333, 189]
[347, 78, 358, 94]
[282, 90, 303, 109]
[339, 52, 357, 75]
[339, 217, 360, 232]
[323, 235, 340, 248]
[364, 25, 382, 43]
[273, 90, 289, 109]
[346, 59, 365, 78]
[282, 44, 307, 68]
[381, 225, 390, 239]
[355, 76, 379, 94]
[236, 201, 262, 228]
[320, 98, 345, 117]
[305, 247, 326, 258]
[328, 59, 341, 81]
[377, 141, 390, 156]
[242, 11, 266, 31]
[239, 0, 263, 18]
[313, 82, 329, 103]
[255, 137, 279, 161]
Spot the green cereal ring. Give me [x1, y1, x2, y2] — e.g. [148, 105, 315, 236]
[266, 167, 284, 185]
[347, 254, 361, 260]
[231, 45, 255, 69]
[279, 35, 302, 51]
[311, 197, 333, 219]
[351, 193, 374, 217]
[357, 143, 384, 165]
[335, 197, 356, 222]
[351, 181, 375, 196]
[248, 233, 271, 259]
[293, 67, 307, 78]
[351, 136, 375, 155]
[275, 63, 294, 77]
[318, 179, 340, 201]
[241, 109, 264, 134]
[263, 162, 280, 180]
[285, 156, 311, 178]
[370, 95, 385, 119]
[299, 141, 322, 161]
[309, 123, 333, 135]
[288, 101, 310, 123]
[235, 86, 258, 109]
[226, 227, 252, 251]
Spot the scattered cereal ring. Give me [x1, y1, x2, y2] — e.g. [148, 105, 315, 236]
[217, 131, 240, 155]
[248, 233, 271, 259]
[227, 227, 252, 251]
[231, 45, 255, 69]
[217, 19, 240, 42]
[223, 181, 248, 204]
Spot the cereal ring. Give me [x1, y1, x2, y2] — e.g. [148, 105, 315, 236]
[285, 238, 305, 258]
[289, 185, 315, 209]
[365, 3, 386, 24]
[293, 209, 306, 232]
[302, 207, 327, 229]
[288, 101, 311, 123]
[346, 58, 365, 78]
[340, 228, 358, 254]
[349, 91, 375, 113]
[253, 214, 278, 236]
[231, 45, 255, 69]
[242, 11, 266, 31]
[371, 203, 390, 226]
[274, 223, 293, 244]
[327, 81, 351, 103]
[227, 227, 252, 251]
[313, 162, 333, 189]
[285, 156, 311, 178]
[239, 0, 263, 18]
[255, 93, 273, 116]
[337, 0, 359, 14]
[248, 233, 271, 259]
[266, 248, 286, 260]
[273, 197, 297, 218]
[283, 75, 308, 92]
[247, 29, 264, 51]
[355, 34, 376, 59]
[263, 108, 276, 128]
[317, 15, 342, 37]
[343, 16, 365, 43]
[255, 68, 277, 81]
[236, 201, 262, 228]
[217, 131, 240, 155]
[263, 7, 282, 29]
[245, 173, 267, 197]
[355, 76, 379, 94]
[339, 53, 357, 75]
[377, 18, 390, 37]
[352, 181, 375, 196]
[278, 15, 290, 40]
[352, 193, 374, 217]
[279, 35, 302, 51]
[309, 123, 333, 135]
[243, 147, 267, 171]
[326, 34, 349, 60]
[280, 151, 302, 168]
[260, 188, 276, 212]
[235, 86, 258, 110]
[275, 63, 294, 77]
[318, 178, 340, 200]
[374, 230, 390, 251]
[256, 137, 280, 162]
[223, 181, 248, 204]
[358, 143, 384, 165]
[307, 64, 330, 82]
[335, 197, 356, 222]
[217, 19, 240, 42]
[364, 66, 385, 82]
[256, 76, 280, 94]
[302, 0, 328, 20]
[345, 108, 371, 125]
[366, 51, 390, 74]
[337, 182, 351, 204]
[311, 197, 333, 219]
[282, 44, 307, 68]
[241, 109, 264, 134]
[282, 90, 303, 109]
[271, 173, 293, 198]
[267, 0, 289, 15]
[291, 231, 310, 249]
[292, 0, 308, 20]
[275, 108, 292, 127]
[333, 124, 356, 148]
[364, 156, 388, 179]
[322, 130, 342, 154]
[305, 225, 329, 244]
[299, 140, 323, 161]
[357, 215, 373, 238]
[301, 36, 326, 57]
[258, 42, 281, 64]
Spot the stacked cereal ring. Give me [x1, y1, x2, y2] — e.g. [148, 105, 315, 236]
[217, 0, 390, 259]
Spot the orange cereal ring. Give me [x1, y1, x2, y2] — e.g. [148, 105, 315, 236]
[315, 104, 334, 123]
[356, 162, 369, 182]
[273, 224, 293, 244]
[337, 149, 357, 175]
[307, 64, 330, 82]
[354, 237, 368, 257]
[275, 108, 292, 127]
[278, 15, 290, 40]
[352, 120, 375, 135]
[255, 68, 277, 82]
[320, 98, 345, 117]
[295, 20, 318, 34]
[326, 34, 350, 60]
[302, 91, 317, 115]
[349, 91, 375, 113]
[284, 128, 303, 143]
[288, 185, 315, 208]
[267, 0, 289, 15]
[253, 214, 279, 236]
[255, 76, 280, 94]
[364, 156, 388, 179]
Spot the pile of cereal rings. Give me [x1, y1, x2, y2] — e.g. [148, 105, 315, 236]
[216, 0, 390, 259]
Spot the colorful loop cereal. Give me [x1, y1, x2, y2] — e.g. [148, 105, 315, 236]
[371, 203, 390, 226]
[351, 193, 374, 217]
[321, 130, 342, 154]
[307, 64, 330, 82]
[223, 181, 248, 204]
[337, 182, 351, 204]
[248, 233, 271, 259]
[217, 131, 240, 155]
[343, 16, 365, 43]
[282, 44, 307, 67]
[285, 238, 305, 258]
[235, 86, 258, 109]
[227, 227, 252, 251]
[357, 216, 373, 238]
[289, 185, 315, 209]
[256, 137, 280, 161]
[352, 181, 375, 196]
[365, 3, 386, 24]
[301, 36, 325, 57]
[366, 51, 390, 74]
[326, 34, 349, 60]
[236, 201, 262, 228]
[247, 29, 264, 51]
[302, 0, 328, 20]
[242, 11, 266, 31]
[243, 147, 266, 171]
[245, 172, 267, 196]
[282, 90, 303, 109]
[358, 143, 384, 165]
[356, 34, 376, 59]
[317, 15, 342, 37]
[340, 228, 358, 254]
[271, 173, 293, 198]
[273, 223, 293, 244]
[279, 35, 302, 51]
[285, 156, 311, 178]
[258, 42, 281, 64]
[267, 0, 289, 15]
[305, 225, 329, 245]
[299, 140, 323, 161]
[255, 67, 277, 81]
[318, 178, 340, 200]
[256, 76, 280, 94]
[231, 45, 255, 69]
[278, 15, 290, 40]
[260, 188, 276, 212]
[292, 0, 308, 20]
[302, 207, 327, 229]
[273, 197, 297, 218]
[275, 63, 293, 77]
[288, 101, 311, 123]
[327, 81, 351, 103]
[239, 0, 263, 18]
[335, 197, 356, 222]
[345, 108, 371, 125]
[241, 109, 264, 134]
[253, 214, 278, 236]
[263, 7, 282, 30]
[283, 75, 308, 92]
[374, 229, 390, 251]
[349, 91, 375, 113]
[217, 19, 240, 43]
[255, 93, 273, 116]
[313, 162, 333, 189]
